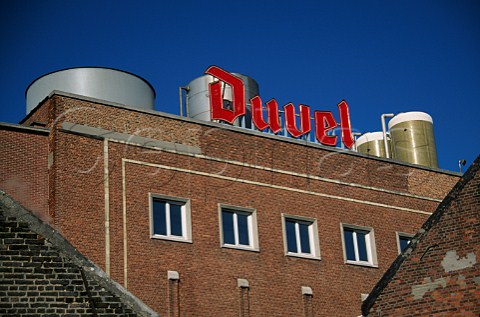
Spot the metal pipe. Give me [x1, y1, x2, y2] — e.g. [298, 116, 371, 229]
[179, 87, 183, 117]
[381, 113, 395, 158]
[178, 86, 190, 117]
[185, 86, 190, 118]
[80, 268, 98, 317]
[352, 132, 362, 152]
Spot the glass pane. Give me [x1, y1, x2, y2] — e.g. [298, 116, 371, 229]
[152, 200, 166, 235]
[285, 220, 297, 253]
[344, 228, 355, 261]
[222, 211, 235, 245]
[357, 231, 368, 262]
[237, 213, 250, 246]
[299, 223, 311, 253]
[400, 237, 410, 252]
[170, 203, 183, 236]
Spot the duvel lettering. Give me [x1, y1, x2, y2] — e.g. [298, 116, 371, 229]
[205, 66, 355, 149]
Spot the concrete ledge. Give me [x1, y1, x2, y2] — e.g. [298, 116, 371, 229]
[0, 122, 49, 135]
[62, 121, 201, 155]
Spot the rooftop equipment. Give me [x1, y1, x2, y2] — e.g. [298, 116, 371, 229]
[26, 67, 155, 114]
[388, 111, 438, 168]
[355, 132, 391, 158]
[186, 73, 259, 128]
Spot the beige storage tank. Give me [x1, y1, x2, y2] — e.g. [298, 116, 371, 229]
[355, 132, 391, 158]
[388, 112, 438, 168]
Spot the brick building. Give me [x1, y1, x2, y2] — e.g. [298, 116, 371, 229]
[362, 156, 480, 316]
[0, 67, 462, 316]
[0, 191, 158, 317]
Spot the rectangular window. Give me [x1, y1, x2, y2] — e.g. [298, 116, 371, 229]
[150, 194, 191, 243]
[219, 205, 258, 251]
[396, 232, 413, 254]
[341, 224, 377, 266]
[282, 214, 320, 259]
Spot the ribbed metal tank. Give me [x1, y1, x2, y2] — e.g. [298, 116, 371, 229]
[388, 112, 438, 168]
[26, 67, 155, 114]
[186, 73, 259, 128]
[355, 132, 391, 158]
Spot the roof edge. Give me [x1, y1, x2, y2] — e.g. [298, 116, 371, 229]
[0, 122, 49, 135]
[20, 91, 462, 177]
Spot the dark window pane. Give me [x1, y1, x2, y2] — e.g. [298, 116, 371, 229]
[222, 211, 234, 244]
[170, 203, 183, 236]
[286, 220, 297, 253]
[357, 231, 368, 261]
[153, 200, 166, 235]
[344, 228, 355, 261]
[399, 237, 410, 252]
[237, 213, 250, 246]
[299, 223, 311, 253]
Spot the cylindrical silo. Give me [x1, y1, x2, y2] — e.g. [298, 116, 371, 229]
[26, 67, 156, 114]
[355, 132, 391, 158]
[388, 112, 438, 168]
[186, 73, 259, 128]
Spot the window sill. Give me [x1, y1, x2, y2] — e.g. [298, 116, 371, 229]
[285, 253, 321, 261]
[345, 260, 378, 268]
[222, 244, 259, 252]
[151, 235, 192, 244]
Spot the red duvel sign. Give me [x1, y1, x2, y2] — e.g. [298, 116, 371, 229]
[205, 66, 354, 149]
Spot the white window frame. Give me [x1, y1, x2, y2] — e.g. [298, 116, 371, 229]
[340, 223, 377, 267]
[282, 214, 320, 260]
[218, 204, 259, 252]
[396, 232, 414, 254]
[149, 193, 192, 243]
[361, 293, 369, 302]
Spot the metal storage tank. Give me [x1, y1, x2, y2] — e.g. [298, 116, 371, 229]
[388, 111, 438, 168]
[355, 132, 391, 158]
[186, 73, 259, 128]
[26, 67, 156, 114]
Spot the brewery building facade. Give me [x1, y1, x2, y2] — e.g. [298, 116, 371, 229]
[0, 67, 461, 316]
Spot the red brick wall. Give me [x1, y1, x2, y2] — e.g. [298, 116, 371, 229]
[365, 159, 480, 316]
[51, 132, 106, 267]
[44, 94, 456, 199]
[22, 98, 54, 127]
[0, 126, 49, 219]
[20, 95, 461, 316]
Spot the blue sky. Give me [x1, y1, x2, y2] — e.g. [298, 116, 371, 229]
[1, 0, 478, 172]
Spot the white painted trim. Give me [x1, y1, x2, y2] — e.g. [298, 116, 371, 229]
[122, 159, 128, 288]
[218, 204, 259, 252]
[388, 111, 433, 129]
[149, 193, 192, 243]
[119, 157, 430, 286]
[123, 158, 433, 215]
[396, 231, 414, 254]
[340, 223, 378, 267]
[109, 139, 442, 203]
[281, 213, 321, 260]
[302, 286, 313, 295]
[103, 139, 111, 276]
[168, 270, 180, 281]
